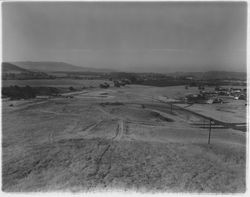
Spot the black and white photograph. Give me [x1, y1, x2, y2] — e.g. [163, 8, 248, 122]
[1, 1, 247, 193]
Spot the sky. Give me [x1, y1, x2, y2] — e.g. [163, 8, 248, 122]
[2, 2, 247, 73]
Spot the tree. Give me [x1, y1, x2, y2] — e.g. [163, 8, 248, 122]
[69, 86, 75, 91]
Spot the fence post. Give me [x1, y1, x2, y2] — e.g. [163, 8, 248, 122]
[208, 119, 212, 144]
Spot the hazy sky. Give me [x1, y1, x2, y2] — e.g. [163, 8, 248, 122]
[2, 2, 247, 73]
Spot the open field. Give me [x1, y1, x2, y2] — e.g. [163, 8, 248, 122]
[2, 85, 246, 192]
[176, 100, 246, 123]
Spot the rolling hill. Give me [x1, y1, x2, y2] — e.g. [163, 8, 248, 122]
[2, 62, 31, 74]
[2, 62, 53, 80]
[11, 61, 114, 73]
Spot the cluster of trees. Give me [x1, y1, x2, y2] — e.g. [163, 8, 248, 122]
[109, 72, 193, 87]
[108, 72, 246, 87]
[113, 80, 130, 87]
[99, 82, 110, 88]
[2, 72, 55, 80]
[137, 79, 187, 87]
[99, 79, 131, 88]
[69, 86, 75, 91]
[2, 86, 59, 99]
[108, 72, 138, 83]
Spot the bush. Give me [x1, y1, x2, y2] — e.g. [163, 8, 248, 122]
[2, 85, 36, 99]
[69, 86, 75, 91]
[2, 86, 59, 100]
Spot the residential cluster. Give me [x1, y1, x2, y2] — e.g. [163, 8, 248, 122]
[185, 86, 246, 104]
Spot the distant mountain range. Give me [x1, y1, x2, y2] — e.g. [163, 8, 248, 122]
[10, 61, 115, 73]
[2, 61, 246, 81]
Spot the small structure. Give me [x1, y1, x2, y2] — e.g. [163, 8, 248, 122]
[36, 95, 50, 99]
[213, 97, 223, 104]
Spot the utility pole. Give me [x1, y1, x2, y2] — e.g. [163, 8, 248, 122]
[208, 119, 212, 144]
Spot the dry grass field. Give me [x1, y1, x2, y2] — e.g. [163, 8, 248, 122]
[2, 85, 246, 192]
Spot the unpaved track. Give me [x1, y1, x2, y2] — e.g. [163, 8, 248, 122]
[113, 119, 124, 140]
[38, 109, 80, 116]
[81, 120, 105, 137]
[86, 119, 125, 181]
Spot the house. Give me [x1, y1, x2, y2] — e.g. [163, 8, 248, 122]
[213, 97, 224, 103]
[238, 94, 246, 100]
